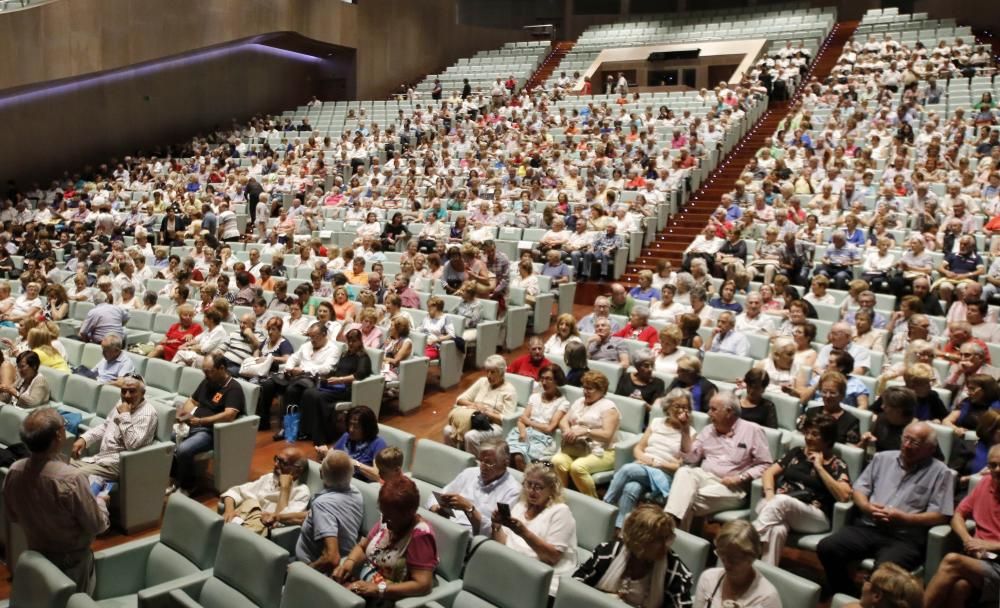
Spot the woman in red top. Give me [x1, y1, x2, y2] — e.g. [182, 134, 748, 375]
[614, 306, 659, 348]
[149, 304, 203, 362]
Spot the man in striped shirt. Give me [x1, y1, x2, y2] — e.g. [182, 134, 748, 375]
[70, 375, 159, 481]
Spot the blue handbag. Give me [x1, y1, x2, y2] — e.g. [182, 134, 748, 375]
[282, 405, 300, 444]
[60, 410, 84, 436]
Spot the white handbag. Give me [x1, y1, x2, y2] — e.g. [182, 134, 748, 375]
[239, 354, 273, 379]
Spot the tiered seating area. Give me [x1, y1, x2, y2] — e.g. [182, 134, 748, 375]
[414, 41, 551, 96]
[6, 3, 1000, 607]
[545, 3, 835, 90]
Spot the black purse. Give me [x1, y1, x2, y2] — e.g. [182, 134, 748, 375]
[470, 411, 493, 431]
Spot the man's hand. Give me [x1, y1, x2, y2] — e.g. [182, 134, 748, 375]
[260, 512, 278, 527]
[719, 475, 745, 490]
[278, 473, 294, 490]
[964, 538, 994, 557]
[71, 438, 86, 459]
[446, 494, 474, 513]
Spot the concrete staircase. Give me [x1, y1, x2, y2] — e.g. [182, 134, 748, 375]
[525, 41, 575, 92]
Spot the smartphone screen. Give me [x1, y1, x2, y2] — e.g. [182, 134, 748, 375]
[497, 502, 511, 520]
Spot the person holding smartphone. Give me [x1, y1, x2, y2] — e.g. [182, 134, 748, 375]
[490, 463, 578, 596]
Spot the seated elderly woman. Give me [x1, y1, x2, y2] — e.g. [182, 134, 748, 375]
[552, 370, 621, 498]
[317, 406, 387, 481]
[754, 412, 851, 565]
[491, 463, 579, 595]
[614, 305, 659, 349]
[149, 303, 203, 361]
[444, 355, 517, 455]
[573, 504, 693, 607]
[841, 562, 923, 608]
[507, 365, 569, 469]
[604, 388, 694, 530]
[665, 355, 718, 412]
[616, 349, 666, 412]
[694, 520, 781, 608]
[628, 270, 662, 303]
[174, 309, 228, 367]
[754, 337, 801, 393]
[544, 313, 583, 358]
[795, 369, 862, 445]
[653, 324, 685, 375]
[942, 374, 1000, 438]
[334, 476, 437, 604]
[0, 351, 50, 408]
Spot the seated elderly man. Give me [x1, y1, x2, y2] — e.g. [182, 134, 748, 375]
[578, 296, 622, 333]
[445, 355, 516, 455]
[934, 235, 985, 306]
[945, 282, 993, 326]
[74, 334, 136, 385]
[587, 317, 631, 367]
[220, 313, 262, 376]
[70, 375, 158, 481]
[426, 438, 521, 536]
[168, 353, 246, 496]
[815, 231, 860, 290]
[608, 282, 636, 317]
[841, 290, 888, 329]
[734, 292, 775, 334]
[886, 313, 932, 357]
[586, 224, 624, 280]
[945, 342, 1000, 405]
[259, 322, 341, 435]
[506, 337, 551, 380]
[664, 391, 772, 530]
[924, 444, 1000, 608]
[221, 446, 310, 535]
[295, 450, 363, 572]
[703, 311, 750, 357]
[815, 321, 872, 376]
[817, 421, 953, 597]
[78, 299, 129, 344]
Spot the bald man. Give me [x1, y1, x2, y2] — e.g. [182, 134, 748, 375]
[818, 421, 953, 597]
[220, 446, 310, 535]
[295, 450, 363, 571]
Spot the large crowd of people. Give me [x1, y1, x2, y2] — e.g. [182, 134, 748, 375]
[0, 8, 998, 608]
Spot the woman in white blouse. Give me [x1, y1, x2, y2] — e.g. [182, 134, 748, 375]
[653, 325, 686, 375]
[491, 463, 578, 596]
[552, 370, 621, 498]
[649, 284, 689, 324]
[510, 259, 540, 306]
[507, 365, 569, 468]
[543, 314, 583, 358]
[174, 309, 228, 366]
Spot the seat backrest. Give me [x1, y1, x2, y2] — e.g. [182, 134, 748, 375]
[703, 352, 753, 383]
[145, 359, 182, 392]
[834, 443, 865, 482]
[201, 525, 289, 608]
[605, 394, 645, 435]
[9, 550, 76, 608]
[672, 529, 711, 586]
[280, 562, 364, 608]
[351, 478, 382, 537]
[378, 424, 416, 472]
[419, 508, 472, 581]
[461, 541, 553, 608]
[506, 373, 534, 406]
[0, 405, 28, 447]
[39, 366, 68, 403]
[411, 440, 476, 489]
[755, 560, 820, 608]
[177, 367, 204, 399]
[158, 493, 225, 570]
[562, 490, 615, 553]
[96, 385, 121, 419]
[62, 375, 100, 413]
[553, 576, 629, 608]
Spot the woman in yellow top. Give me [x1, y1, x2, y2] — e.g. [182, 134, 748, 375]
[27, 326, 70, 373]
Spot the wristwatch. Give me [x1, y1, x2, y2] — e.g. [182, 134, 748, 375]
[377, 582, 388, 598]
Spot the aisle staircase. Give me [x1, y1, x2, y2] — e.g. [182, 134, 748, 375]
[611, 21, 859, 287]
[525, 41, 575, 91]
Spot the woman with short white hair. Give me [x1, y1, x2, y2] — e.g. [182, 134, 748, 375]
[444, 355, 516, 455]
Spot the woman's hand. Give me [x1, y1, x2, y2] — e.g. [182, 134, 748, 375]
[348, 581, 379, 597]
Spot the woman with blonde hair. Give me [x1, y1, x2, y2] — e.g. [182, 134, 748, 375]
[491, 463, 578, 595]
[552, 370, 621, 497]
[653, 325, 685, 374]
[544, 313, 582, 357]
[574, 504, 693, 607]
[844, 562, 923, 608]
[694, 520, 781, 607]
[628, 270, 661, 303]
[27, 326, 70, 372]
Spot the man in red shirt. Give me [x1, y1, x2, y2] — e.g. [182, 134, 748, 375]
[924, 444, 1000, 607]
[506, 337, 550, 381]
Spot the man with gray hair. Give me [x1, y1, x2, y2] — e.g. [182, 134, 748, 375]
[445, 355, 517, 454]
[295, 450, 363, 572]
[815, 230, 859, 290]
[665, 391, 772, 530]
[4, 408, 110, 592]
[70, 375, 158, 482]
[818, 421, 953, 597]
[578, 295, 622, 334]
[75, 334, 136, 385]
[220, 313, 263, 376]
[427, 438, 520, 536]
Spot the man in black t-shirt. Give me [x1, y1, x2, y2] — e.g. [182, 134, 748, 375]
[168, 353, 245, 495]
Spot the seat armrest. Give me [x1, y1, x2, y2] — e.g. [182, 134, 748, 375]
[394, 579, 464, 608]
[613, 435, 640, 470]
[269, 525, 302, 555]
[138, 571, 213, 608]
[164, 588, 205, 608]
[749, 479, 763, 515]
[501, 411, 521, 437]
[831, 501, 853, 533]
[93, 536, 159, 599]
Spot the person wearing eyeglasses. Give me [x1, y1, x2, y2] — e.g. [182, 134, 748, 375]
[817, 421, 953, 598]
[220, 446, 310, 536]
[426, 438, 520, 536]
[70, 374, 158, 482]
